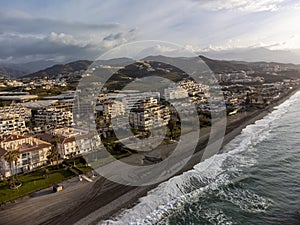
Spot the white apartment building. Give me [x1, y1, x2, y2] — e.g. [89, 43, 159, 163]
[129, 98, 170, 130]
[0, 134, 51, 177]
[0, 104, 31, 120]
[103, 100, 125, 118]
[121, 92, 160, 110]
[49, 127, 101, 159]
[164, 86, 189, 100]
[0, 113, 28, 134]
[34, 107, 73, 129]
[6, 80, 24, 87]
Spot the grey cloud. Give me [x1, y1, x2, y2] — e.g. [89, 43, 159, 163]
[0, 13, 137, 63]
[0, 32, 103, 62]
[0, 12, 119, 35]
[103, 32, 123, 41]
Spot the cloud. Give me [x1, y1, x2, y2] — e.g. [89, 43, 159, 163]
[103, 32, 123, 41]
[48, 32, 84, 46]
[0, 12, 137, 63]
[0, 32, 93, 61]
[193, 0, 285, 12]
[0, 0, 299, 64]
[102, 29, 137, 48]
[0, 11, 119, 35]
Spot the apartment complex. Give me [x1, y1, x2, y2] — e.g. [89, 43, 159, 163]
[39, 127, 101, 159]
[34, 107, 73, 129]
[0, 134, 51, 177]
[0, 114, 28, 134]
[103, 100, 125, 118]
[121, 92, 160, 110]
[0, 104, 31, 120]
[129, 97, 170, 130]
[164, 86, 189, 100]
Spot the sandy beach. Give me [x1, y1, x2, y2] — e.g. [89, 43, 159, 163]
[0, 88, 299, 225]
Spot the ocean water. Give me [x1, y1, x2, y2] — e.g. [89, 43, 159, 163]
[102, 91, 300, 225]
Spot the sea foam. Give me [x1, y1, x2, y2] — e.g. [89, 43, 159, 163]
[101, 91, 300, 225]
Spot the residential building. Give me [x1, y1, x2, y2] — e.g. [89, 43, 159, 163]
[0, 104, 31, 120]
[129, 98, 170, 130]
[34, 107, 73, 130]
[0, 134, 51, 177]
[45, 127, 101, 159]
[164, 86, 189, 100]
[121, 92, 160, 110]
[0, 113, 29, 134]
[103, 100, 125, 118]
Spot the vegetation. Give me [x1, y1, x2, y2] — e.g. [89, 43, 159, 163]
[29, 86, 66, 97]
[3, 150, 21, 189]
[47, 136, 60, 168]
[0, 155, 93, 204]
[63, 156, 93, 174]
[24, 60, 92, 79]
[0, 165, 75, 204]
[167, 119, 179, 139]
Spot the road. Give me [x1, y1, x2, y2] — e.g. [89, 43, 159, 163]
[0, 107, 277, 225]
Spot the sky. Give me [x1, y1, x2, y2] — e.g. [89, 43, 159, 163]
[1, 0, 300, 63]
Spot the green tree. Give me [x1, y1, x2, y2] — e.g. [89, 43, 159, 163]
[4, 150, 20, 188]
[53, 136, 60, 167]
[43, 168, 49, 178]
[168, 119, 177, 139]
[48, 136, 60, 168]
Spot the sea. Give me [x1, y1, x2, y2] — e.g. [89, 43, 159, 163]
[102, 91, 300, 225]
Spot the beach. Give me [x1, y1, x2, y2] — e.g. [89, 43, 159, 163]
[0, 88, 299, 225]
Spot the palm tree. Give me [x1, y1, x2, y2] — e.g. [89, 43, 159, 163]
[43, 168, 49, 178]
[168, 119, 177, 140]
[54, 136, 60, 166]
[48, 136, 60, 168]
[47, 149, 56, 165]
[4, 150, 20, 188]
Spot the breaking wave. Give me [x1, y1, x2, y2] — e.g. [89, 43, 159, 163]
[101, 91, 300, 225]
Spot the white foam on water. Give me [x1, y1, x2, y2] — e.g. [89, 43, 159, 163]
[218, 187, 273, 213]
[202, 208, 234, 225]
[101, 91, 300, 225]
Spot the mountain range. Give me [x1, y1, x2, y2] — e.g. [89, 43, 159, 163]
[197, 47, 300, 65]
[22, 60, 92, 79]
[0, 60, 64, 78]
[1, 47, 300, 80]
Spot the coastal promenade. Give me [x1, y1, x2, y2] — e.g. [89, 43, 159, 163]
[0, 88, 299, 225]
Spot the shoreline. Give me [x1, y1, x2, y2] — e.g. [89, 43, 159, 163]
[0, 88, 299, 225]
[74, 88, 300, 225]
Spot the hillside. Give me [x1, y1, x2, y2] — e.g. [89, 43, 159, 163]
[200, 55, 300, 82]
[0, 64, 29, 78]
[16, 55, 300, 85]
[197, 47, 300, 64]
[23, 60, 93, 78]
[199, 55, 252, 73]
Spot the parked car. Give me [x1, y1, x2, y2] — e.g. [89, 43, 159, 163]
[53, 184, 63, 192]
[143, 155, 163, 163]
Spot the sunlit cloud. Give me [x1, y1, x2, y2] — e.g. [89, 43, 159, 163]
[193, 0, 286, 12]
[0, 0, 299, 63]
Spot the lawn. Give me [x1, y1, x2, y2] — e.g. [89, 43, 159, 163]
[63, 156, 93, 174]
[0, 166, 75, 204]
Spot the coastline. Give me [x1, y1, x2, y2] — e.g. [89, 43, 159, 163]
[0, 88, 299, 225]
[92, 87, 300, 224]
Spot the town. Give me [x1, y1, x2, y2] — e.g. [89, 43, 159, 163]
[0, 57, 299, 202]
